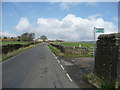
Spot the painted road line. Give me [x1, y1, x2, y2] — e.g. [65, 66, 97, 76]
[47, 46, 60, 64]
[48, 46, 73, 82]
[47, 46, 56, 57]
[52, 53, 56, 57]
[55, 57, 57, 59]
[66, 74, 73, 82]
[57, 60, 60, 63]
[60, 65, 64, 70]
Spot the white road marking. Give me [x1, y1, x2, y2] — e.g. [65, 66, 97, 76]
[60, 65, 64, 70]
[57, 60, 60, 63]
[47, 46, 60, 64]
[55, 57, 57, 59]
[66, 74, 73, 82]
[52, 53, 56, 57]
[48, 45, 73, 82]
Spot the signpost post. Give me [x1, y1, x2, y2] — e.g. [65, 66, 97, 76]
[94, 27, 104, 60]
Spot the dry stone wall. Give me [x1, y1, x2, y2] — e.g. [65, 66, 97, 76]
[94, 33, 120, 88]
[50, 44, 90, 55]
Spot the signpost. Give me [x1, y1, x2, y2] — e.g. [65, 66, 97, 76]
[94, 27, 104, 60]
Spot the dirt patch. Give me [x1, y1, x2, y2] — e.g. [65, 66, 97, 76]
[58, 56, 95, 88]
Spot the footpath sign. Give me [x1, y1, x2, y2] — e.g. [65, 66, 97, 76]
[96, 28, 104, 33]
[93, 27, 104, 60]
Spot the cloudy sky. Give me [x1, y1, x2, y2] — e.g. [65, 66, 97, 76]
[2, 2, 118, 41]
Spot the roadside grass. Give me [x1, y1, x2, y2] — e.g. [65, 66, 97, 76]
[0, 41, 28, 46]
[52, 42, 94, 57]
[48, 44, 93, 58]
[1, 44, 37, 62]
[48, 44, 64, 56]
[83, 72, 115, 89]
[55, 42, 94, 47]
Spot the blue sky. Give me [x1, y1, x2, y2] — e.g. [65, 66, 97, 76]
[2, 2, 118, 41]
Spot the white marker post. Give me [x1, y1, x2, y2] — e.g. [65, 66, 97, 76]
[93, 27, 104, 60]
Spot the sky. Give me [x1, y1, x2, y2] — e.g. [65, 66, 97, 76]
[2, 2, 118, 41]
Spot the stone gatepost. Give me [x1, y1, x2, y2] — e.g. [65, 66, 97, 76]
[94, 33, 120, 88]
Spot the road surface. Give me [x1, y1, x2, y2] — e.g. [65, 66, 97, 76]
[2, 43, 79, 88]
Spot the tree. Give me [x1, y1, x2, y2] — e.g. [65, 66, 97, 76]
[11, 37, 14, 39]
[20, 33, 35, 41]
[40, 35, 47, 42]
[3, 37, 7, 39]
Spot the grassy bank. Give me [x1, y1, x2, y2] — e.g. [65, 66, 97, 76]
[0, 41, 28, 46]
[48, 44, 92, 58]
[48, 44, 64, 56]
[1, 44, 38, 62]
[84, 72, 115, 88]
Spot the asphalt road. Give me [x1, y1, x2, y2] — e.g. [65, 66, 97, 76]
[2, 43, 79, 88]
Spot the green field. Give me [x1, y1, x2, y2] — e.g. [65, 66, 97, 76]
[55, 42, 94, 47]
[0, 41, 28, 46]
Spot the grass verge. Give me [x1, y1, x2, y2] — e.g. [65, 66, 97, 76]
[48, 44, 64, 56]
[83, 72, 115, 89]
[1, 41, 29, 46]
[48, 44, 92, 58]
[1, 44, 37, 62]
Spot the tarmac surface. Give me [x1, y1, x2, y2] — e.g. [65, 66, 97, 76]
[2, 43, 79, 88]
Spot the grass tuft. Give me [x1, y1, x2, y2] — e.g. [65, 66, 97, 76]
[85, 72, 115, 88]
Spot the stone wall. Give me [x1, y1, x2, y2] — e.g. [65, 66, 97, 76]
[1, 42, 39, 54]
[94, 33, 120, 88]
[50, 44, 90, 55]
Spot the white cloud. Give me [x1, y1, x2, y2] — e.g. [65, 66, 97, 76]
[59, 2, 97, 11]
[15, 17, 30, 31]
[36, 14, 117, 41]
[113, 17, 118, 22]
[88, 14, 102, 20]
[60, 2, 80, 10]
[0, 31, 17, 37]
[13, 14, 117, 41]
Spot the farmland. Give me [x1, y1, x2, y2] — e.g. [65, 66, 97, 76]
[55, 42, 94, 47]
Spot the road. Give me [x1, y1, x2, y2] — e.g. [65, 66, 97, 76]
[2, 43, 79, 88]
